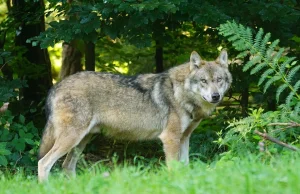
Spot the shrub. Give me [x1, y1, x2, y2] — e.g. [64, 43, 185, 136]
[217, 21, 300, 156]
[0, 77, 40, 173]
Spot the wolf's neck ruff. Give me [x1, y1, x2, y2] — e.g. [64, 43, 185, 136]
[38, 50, 232, 182]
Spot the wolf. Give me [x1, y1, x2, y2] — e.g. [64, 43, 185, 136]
[38, 50, 232, 182]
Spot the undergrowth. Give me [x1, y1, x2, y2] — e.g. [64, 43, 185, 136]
[217, 21, 300, 155]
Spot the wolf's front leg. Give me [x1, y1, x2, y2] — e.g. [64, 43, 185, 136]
[159, 114, 181, 167]
[159, 131, 180, 166]
[179, 120, 201, 165]
[179, 136, 190, 164]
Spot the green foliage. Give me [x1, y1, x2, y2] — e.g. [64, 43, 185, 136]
[0, 111, 40, 170]
[29, 0, 189, 48]
[218, 21, 300, 156]
[0, 77, 27, 102]
[0, 51, 11, 65]
[0, 78, 40, 172]
[219, 21, 300, 109]
[190, 131, 225, 162]
[217, 106, 300, 155]
[29, 0, 235, 49]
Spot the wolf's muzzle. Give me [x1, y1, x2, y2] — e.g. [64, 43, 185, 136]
[212, 93, 220, 102]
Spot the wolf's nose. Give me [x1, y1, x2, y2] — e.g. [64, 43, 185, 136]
[212, 93, 220, 101]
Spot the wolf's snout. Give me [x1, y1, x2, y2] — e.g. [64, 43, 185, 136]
[212, 93, 220, 101]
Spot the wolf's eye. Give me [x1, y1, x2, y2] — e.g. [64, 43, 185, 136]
[200, 79, 207, 84]
[217, 78, 222, 82]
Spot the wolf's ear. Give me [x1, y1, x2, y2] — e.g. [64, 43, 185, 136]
[218, 50, 228, 67]
[190, 51, 201, 71]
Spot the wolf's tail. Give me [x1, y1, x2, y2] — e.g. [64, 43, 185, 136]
[38, 121, 55, 160]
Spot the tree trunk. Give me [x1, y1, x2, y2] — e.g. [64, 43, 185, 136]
[155, 40, 164, 73]
[59, 0, 83, 79]
[60, 41, 83, 79]
[267, 98, 277, 111]
[0, 30, 13, 80]
[241, 86, 249, 117]
[153, 19, 164, 73]
[12, 0, 52, 106]
[85, 41, 95, 71]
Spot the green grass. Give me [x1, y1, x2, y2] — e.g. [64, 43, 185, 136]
[1, 153, 299, 194]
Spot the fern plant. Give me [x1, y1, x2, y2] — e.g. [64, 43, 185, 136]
[219, 21, 300, 112]
[216, 21, 300, 155]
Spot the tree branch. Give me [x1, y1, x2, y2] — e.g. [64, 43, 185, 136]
[254, 130, 299, 152]
[268, 122, 300, 127]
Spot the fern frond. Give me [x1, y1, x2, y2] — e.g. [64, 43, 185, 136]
[279, 57, 296, 74]
[237, 51, 249, 58]
[219, 21, 252, 51]
[293, 80, 300, 94]
[219, 21, 300, 109]
[250, 62, 267, 75]
[276, 84, 289, 102]
[243, 55, 261, 72]
[259, 33, 271, 56]
[285, 91, 296, 106]
[258, 69, 275, 86]
[233, 39, 248, 51]
[252, 28, 264, 55]
[284, 80, 300, 106]
[263, 75, 281, 93]
[269, 48, 285, 70]
[219, 21, 237, 37]
[244, 27, 253, 46]
[266, 39, 280, 57]
[228, 34, 239, 42]
[287, 64, 300, 83]
[295, 102, 300, 114]
[239, 24, 253, 47]
[265, 39, 280, 66]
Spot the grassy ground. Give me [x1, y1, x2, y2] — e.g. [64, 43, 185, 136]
[0, 153, 299, 194]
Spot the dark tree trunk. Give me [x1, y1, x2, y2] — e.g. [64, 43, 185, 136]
[0, 30, 6, 49]
[60, 41, 82, 79]
[85, 41, 95, 71]
[155, 40, 164, 73]
[267, 98, 277, 111]
[241, 86, 249, 117]
[12, 0, 52, 106]
[153, 20, 164, 73]
[0, 30, 13, 80]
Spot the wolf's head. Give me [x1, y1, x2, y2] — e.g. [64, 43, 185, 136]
[185, 50, 232, 105]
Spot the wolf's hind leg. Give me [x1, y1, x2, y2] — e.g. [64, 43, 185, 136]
[38, 130, 87, 182]
[62, 134, 93, 177]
